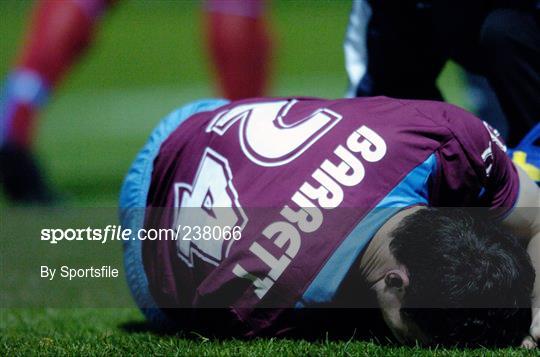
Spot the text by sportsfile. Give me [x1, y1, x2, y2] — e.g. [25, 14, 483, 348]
[40, 225, 243, 244]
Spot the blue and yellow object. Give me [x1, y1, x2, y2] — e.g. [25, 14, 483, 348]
[508, 124, 540, 183]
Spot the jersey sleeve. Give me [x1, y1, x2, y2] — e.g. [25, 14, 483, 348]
[431, 104, 519, 216]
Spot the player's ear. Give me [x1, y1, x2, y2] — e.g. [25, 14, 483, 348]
[384, 268, 409, 292]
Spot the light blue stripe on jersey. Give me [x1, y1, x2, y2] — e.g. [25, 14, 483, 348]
[119, 98, 229, 326]
[296, 153, 437, 307]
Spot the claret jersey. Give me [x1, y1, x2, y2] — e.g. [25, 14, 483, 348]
[142, 97, 518, 335]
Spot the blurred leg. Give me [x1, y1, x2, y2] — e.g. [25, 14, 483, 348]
[1, 0, 110, 148]
[355, 1, 446, 100]
[204, 0, 272, 100]
[464, 72, 508, 138]
[344, 0, 372, 98]
[479, 8, 540, 147]
[0, 0, 111, 203]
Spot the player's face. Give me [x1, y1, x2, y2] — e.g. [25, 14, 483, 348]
[373, 271, 431, 344]
[381, 305, 430, 345]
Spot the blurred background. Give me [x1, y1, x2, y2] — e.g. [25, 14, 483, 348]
[0, 0, 469, 206]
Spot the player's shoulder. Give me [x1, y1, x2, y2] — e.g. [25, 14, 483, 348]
[397, 98, 477, 125]
[411, 98, 471, 120]
[397, 98, 498, 145]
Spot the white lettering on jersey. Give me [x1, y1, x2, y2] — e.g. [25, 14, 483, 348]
[281, 192, 323, 234]
[206, 100, 342, 167]
[482, 121, 506, 152]
[481, 141, 494, 177]
[481, 121, 507, 178]
[321, 145, 365, 187]
[233, 125, 387, 298]
[173, 148, 248, 267]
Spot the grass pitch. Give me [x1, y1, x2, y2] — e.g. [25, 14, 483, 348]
[2, 309, 536, 356]
[1, 1, 526, 355]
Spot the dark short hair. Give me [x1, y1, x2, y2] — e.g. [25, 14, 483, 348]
[389, 208, 535, 346]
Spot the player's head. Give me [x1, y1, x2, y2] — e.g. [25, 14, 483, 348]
[379, 208, 535, 346]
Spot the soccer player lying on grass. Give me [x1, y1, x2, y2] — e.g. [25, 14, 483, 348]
[119, 97, 540, 347]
